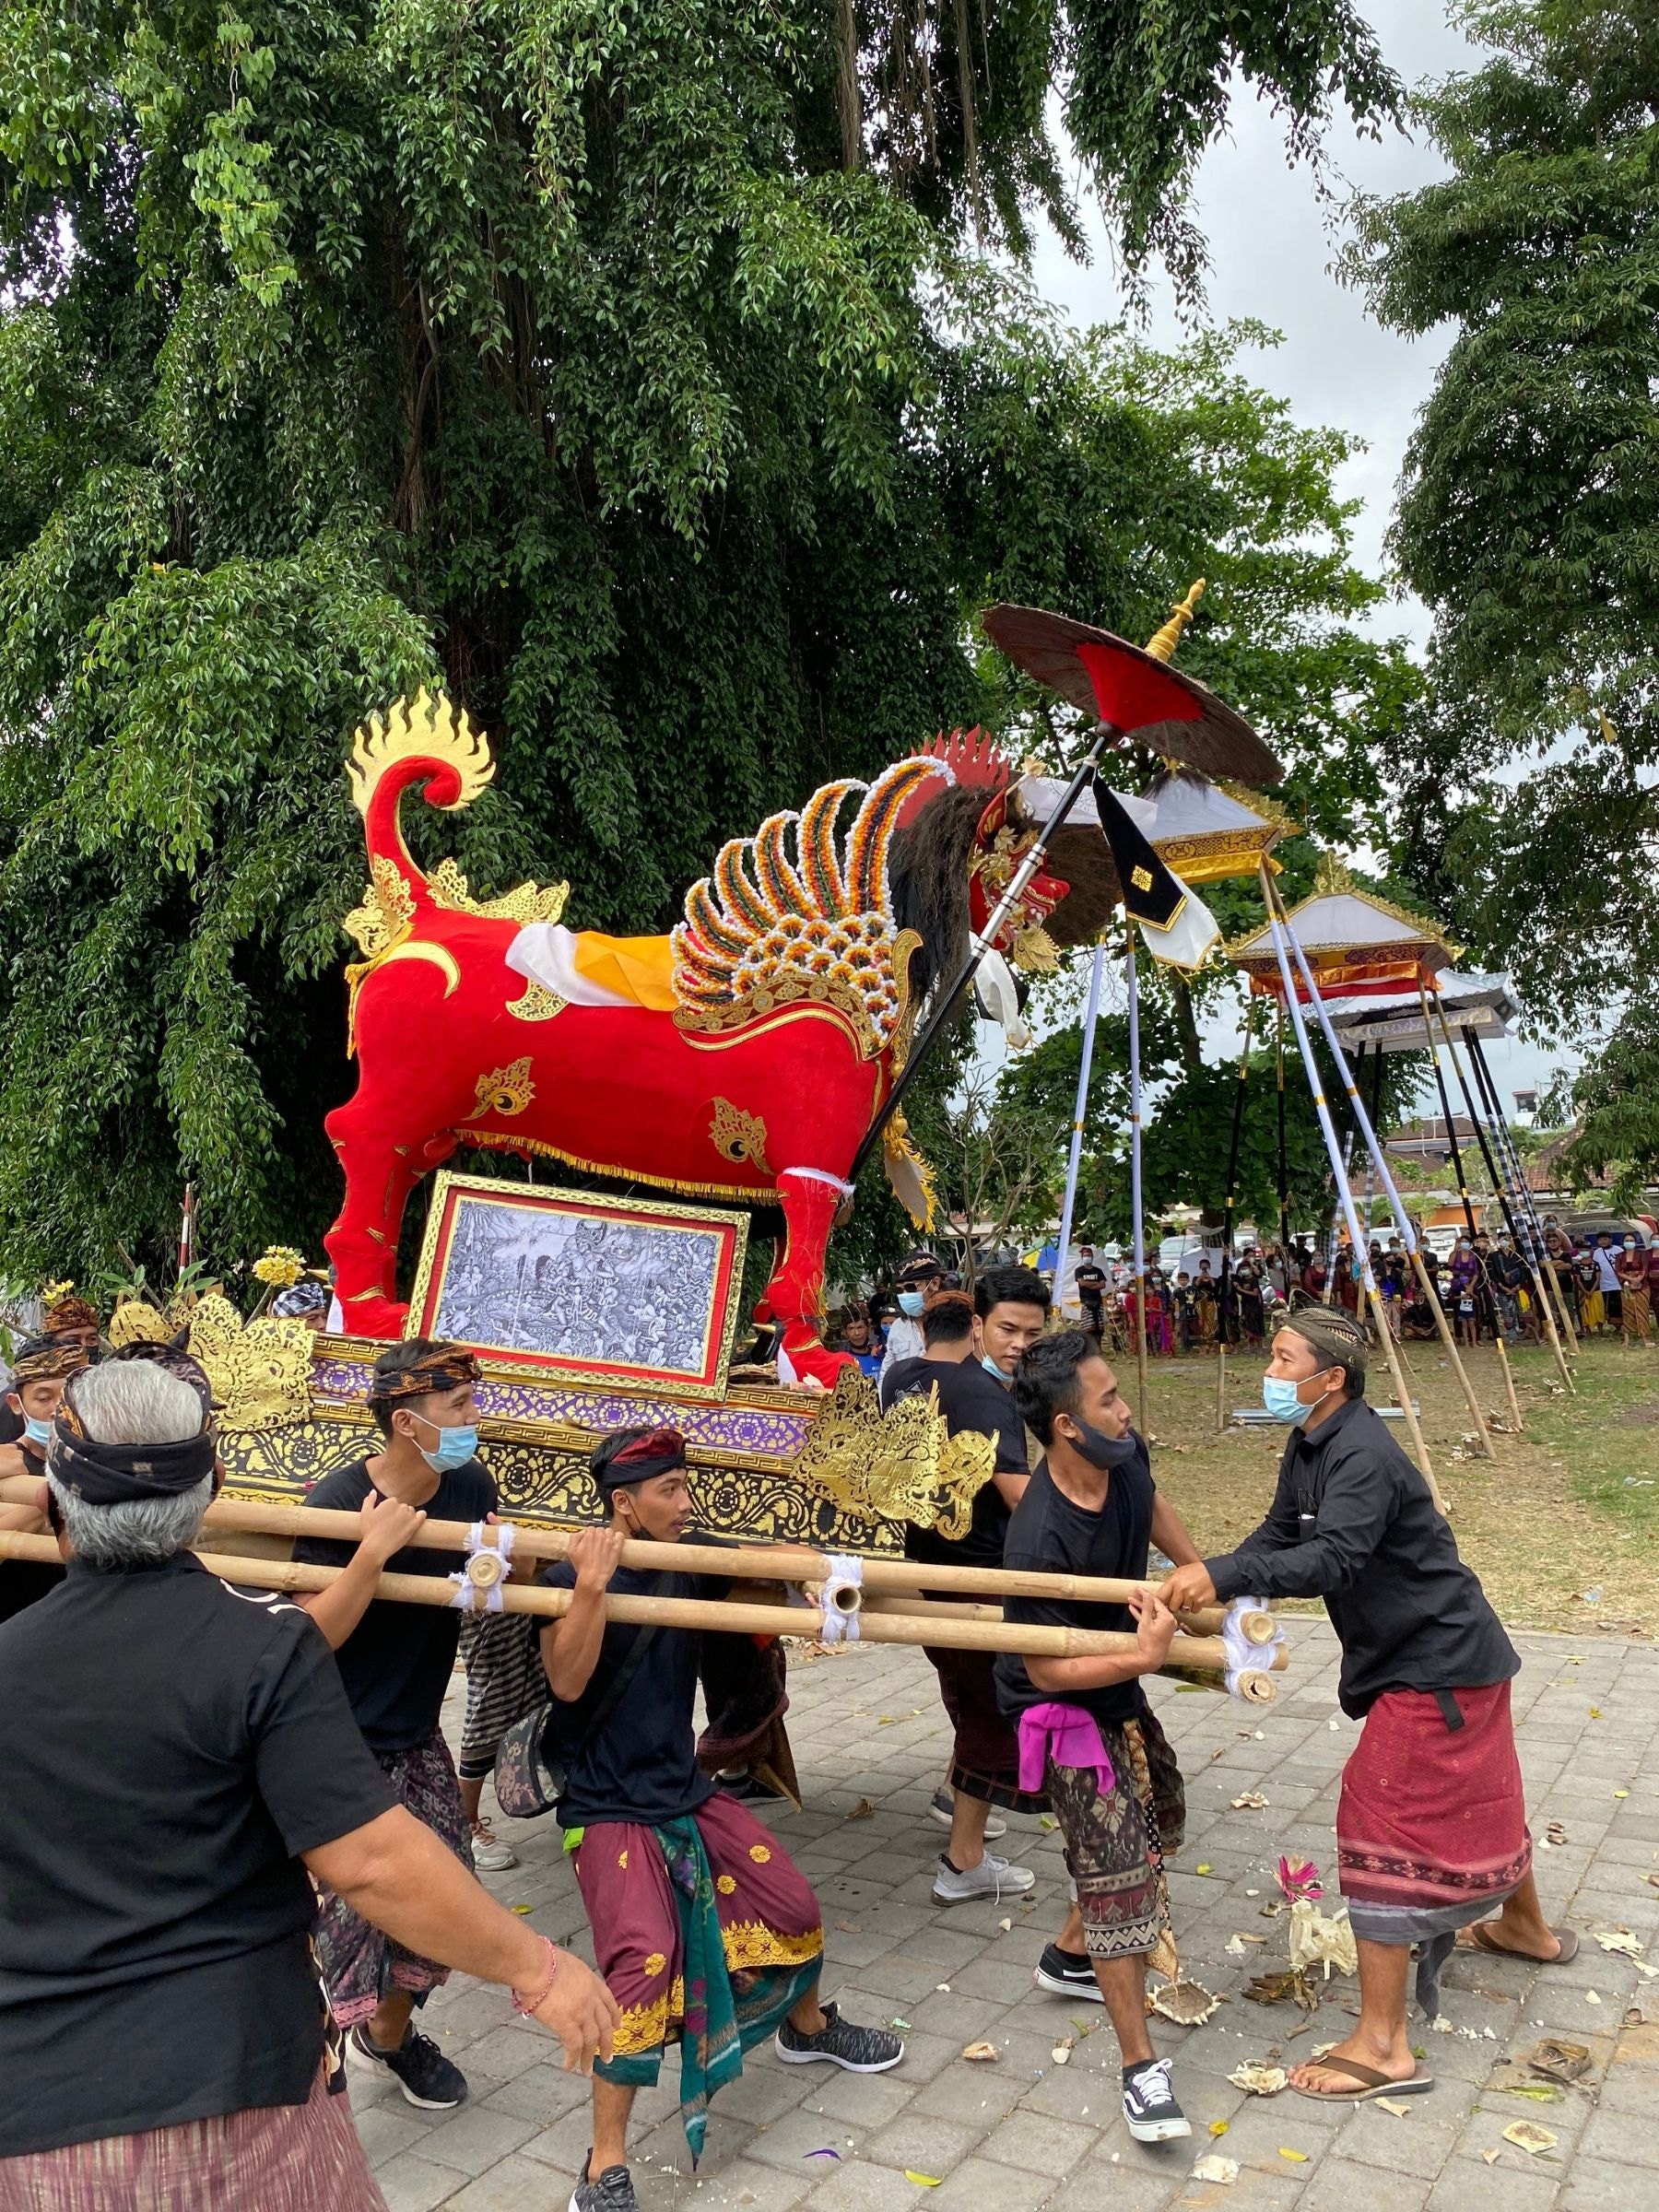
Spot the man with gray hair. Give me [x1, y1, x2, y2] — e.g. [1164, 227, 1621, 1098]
[0, 1349, 618, 2207]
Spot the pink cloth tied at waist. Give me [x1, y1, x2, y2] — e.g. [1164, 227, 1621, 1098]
[1016, 1701, 1114, 1798]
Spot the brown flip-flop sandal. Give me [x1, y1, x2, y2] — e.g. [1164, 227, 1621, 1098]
[1462, 1924, 1580, 1964]
[1290, 2056, 1435, 2103]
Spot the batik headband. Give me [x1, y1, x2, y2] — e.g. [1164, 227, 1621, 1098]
[368, 1344, 482, 1404]
[10, 1333, 90, 1385]
[48, 1369, 217, 1504]
[592, 1425, 688, 1495]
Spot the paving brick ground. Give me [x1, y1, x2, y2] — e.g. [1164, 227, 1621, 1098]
[355, 1620, 1659, 2212]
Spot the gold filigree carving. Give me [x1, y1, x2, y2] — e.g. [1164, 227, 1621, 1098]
[349, 689, 494, 821]
[1010, 923, 1060, 974]
[710, 1099, 772, 1176]
[374, 940, 461, 994]
[427, 857, 570, 928]
[790, 1369, 986, 1538]
[344, 855, 416, 960]
[186, 1292, 312, 1433]
[107, 1299, 171, 1348]
[881, 1108, 938, 1231]
[506, 979, 568, 1023]
[465, 1056, 535, 1120]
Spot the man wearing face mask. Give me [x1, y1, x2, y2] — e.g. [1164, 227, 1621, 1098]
[293, 1338, 497, 2111]
[1163, 1307, 1571, 2106]
[0, 1334, 89, 1621]
[878, 1253, 942, 1379]
[995, 1330, 1202, 2142]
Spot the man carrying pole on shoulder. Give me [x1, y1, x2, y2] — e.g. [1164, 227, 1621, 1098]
[542, 1426, 903, 2212]
[293, 1337, 499, 2110]
[1163, 1304, 1574, 2105]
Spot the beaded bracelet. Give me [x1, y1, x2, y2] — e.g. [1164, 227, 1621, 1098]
[511, 1936, 560, 2016]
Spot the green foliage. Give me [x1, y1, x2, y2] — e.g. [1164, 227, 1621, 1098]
[0, 0, 1414, 1284]
[1348, 0, 1659, 1190]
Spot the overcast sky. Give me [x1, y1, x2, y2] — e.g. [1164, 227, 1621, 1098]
[1014, 0, 1579, 1116]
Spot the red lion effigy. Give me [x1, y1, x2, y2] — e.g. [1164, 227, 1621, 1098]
[323, 700, 1097, 1381]
[323, 601, 1278, 1383]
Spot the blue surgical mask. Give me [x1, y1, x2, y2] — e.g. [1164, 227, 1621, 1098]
[22, 1415, 53, 1448]
[982, 1354, 1011, 1382]
[1262, 1376, 1307, 1425]
[898, 1291, 925, 1317]
[413, 1416, 479, 1472]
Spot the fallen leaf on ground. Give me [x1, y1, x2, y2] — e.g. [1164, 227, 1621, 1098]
[1501, 2121, 1559, 2156]
[904, 2173, 941, 2188]
[888, 2018, 911, 2031]
[1208, 2119, 1230, 2136]
[1482, 2147, 1500, 2165]
[511, 1903, 535, 1915]
[1524, 2038, 1591, 2085]
[846, 1799, 876, 1820]
[1594, 1930, 1645, 1959]
[1190, 2154, 1239, 2185]
[1039, 1815, 1057, 1831]
[1228, 2065, 1288, 2095]
[1195, 1863, 1214, 1876]
[1230, 1792, 1268, 1810]
[1277, 2146, 1309, 2163]
[1497, 2084, 1563, 2103]
[960, 2041, 999, 2063]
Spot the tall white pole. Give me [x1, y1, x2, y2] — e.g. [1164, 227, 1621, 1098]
[1053, 941, 1108, 1305]
[1126, 921, 1149, 1422]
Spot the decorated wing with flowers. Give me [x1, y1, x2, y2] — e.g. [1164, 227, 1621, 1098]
[672, 756, 951, 1060]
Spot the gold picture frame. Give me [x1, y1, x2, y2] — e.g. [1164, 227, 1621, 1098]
[406, 1170, 751, 1400]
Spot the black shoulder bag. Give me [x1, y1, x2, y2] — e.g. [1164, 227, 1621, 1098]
[492, 1624, 661, 1820]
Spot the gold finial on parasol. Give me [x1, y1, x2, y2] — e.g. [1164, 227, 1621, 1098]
[1145, 579, 1206, 664]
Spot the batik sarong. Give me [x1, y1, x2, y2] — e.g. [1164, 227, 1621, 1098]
[1337, 1679, 1530, 2015]
[457, 1612, 547, 1783]
[313, 1734, 473, 2028]
[0, 2065, 386, 2212]
[571, 1791, 822, 2157]
[1045, 1701, 1184, 1962]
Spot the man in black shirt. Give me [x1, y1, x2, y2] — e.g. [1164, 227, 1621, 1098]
[544, 1427, 902, 2212]
[1073, 1246, 1108, 1337]
[0, 1350, 617, 2201]
[1165, 1305, 1572, 2105]
[996, 1331, 1203, 2145]
[881, 1282, 1040, 1900]
[294, 1337, 499, 2110]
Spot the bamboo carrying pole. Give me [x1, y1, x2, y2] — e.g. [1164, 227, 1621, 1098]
[196, 1498, 1266, 1626]
[856, 1588, 1279, 1644]
[0, 1531, 1282, 1688]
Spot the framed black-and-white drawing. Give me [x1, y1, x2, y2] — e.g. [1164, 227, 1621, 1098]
[406, 1171, 751, 1398]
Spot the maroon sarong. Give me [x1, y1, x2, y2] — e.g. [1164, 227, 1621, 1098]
[0, 2065, 385, 2212]
[571, 1790, 822, 2071]
[1338, 1681, 1530, 1943]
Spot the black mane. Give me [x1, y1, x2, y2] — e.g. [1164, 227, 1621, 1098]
[888, 781, 992, 1005]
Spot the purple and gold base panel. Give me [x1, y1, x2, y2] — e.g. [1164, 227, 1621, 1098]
[217, 1336, 898, 1552]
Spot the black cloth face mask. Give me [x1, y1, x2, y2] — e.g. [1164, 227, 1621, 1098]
[1065, 1417, 1139, 1471]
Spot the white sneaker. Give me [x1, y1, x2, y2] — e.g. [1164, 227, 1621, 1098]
[928, 1786, 1006, 1841]
[471, 1820, 518, 1872]
[932, 1852, 1036, 1905]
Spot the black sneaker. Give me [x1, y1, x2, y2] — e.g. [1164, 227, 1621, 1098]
[1034, 1942, 1103, 2003]
[775, 2000, 905, 2073]
[569, 2159, 640, 2212]
[347, 2022, 468, 2109]
[1122, 2056, 1190, 2144]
